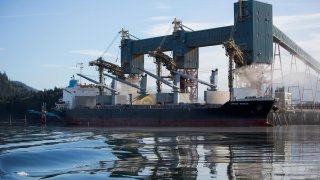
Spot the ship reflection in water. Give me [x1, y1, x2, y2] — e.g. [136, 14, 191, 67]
[0, 126, 320, 179]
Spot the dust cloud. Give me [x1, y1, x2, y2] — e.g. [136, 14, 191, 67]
[234, 64, 271, 96]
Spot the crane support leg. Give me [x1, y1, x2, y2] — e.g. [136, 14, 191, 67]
[156, 61, 162, 93]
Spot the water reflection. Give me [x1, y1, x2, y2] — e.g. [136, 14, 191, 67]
[0, 126, 320, 179]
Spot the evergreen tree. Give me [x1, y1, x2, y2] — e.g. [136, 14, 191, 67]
[0, 72, 62, 118]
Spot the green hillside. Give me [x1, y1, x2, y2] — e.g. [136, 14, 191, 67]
[0, 71, 34, 98]
[0, 71, 62, 118]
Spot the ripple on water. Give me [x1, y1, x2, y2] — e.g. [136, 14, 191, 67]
[0, 127, 117, 179]
[0, 126, 320, 179]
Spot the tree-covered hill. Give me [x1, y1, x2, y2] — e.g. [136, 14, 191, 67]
[0, 71, 36, 98]
[0, 71, 62, 118]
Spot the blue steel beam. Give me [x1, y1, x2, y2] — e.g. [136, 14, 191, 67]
[131, 35, 174, 54]
[121, 0, 320, 75]
[121, 27, 233, 74]
[185, 26, 232, 47]
[123, 25, 320, 74]
[130, 26, 232, 55]
[273, 26, 320, 73]
[121, 0, 275, 74]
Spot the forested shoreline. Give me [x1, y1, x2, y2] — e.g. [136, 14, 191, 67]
[0, 71, 62, 119]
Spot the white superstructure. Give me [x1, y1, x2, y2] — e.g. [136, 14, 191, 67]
[57, 76, 100, 109]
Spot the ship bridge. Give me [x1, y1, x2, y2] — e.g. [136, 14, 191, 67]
[118, 0, 320, 105]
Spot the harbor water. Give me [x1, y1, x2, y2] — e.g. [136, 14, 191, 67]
[1, 126, 320, 179]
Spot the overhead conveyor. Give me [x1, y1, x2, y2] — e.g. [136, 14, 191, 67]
[272, 26, 320, 73]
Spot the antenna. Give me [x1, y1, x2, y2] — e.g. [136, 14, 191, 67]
[76, 62, 84, 84]
[172, 18, 182, 32]
[120, 27, 130, 40]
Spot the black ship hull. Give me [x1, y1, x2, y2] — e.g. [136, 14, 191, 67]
[58, 99, 275, 127]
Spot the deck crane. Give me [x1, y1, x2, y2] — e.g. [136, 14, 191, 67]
[89, 57, 126, 79]
[148, 48, 177, 73]
[86, 29, 127, 95]
[89, 57, 126, 95]
[104, 73, 147, 95]
[223, 1, 245, 101]
[137, 67, 180, 104]
[223, 39, 244, 101]
[148, 48, 177, 93]
[148, 18, 197, 94]
[174, 70, 218, 91]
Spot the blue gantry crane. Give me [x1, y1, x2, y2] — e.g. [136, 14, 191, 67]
[117, 0, 320, 102]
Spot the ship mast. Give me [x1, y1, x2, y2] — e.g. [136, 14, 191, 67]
[76, 62, 84, 84]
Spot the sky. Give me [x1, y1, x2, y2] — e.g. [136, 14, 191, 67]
[1, 0, 320, 93]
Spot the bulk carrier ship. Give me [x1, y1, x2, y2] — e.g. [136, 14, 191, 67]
[30, 0, 320, 127]
[53, 58, 275, 127]
[52, 0, 279, 127]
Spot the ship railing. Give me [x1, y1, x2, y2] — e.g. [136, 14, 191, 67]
[54, 102, 69, 110]
[79, 84, 97, 88]
[290, 104, 320, 110]
[90, 103, 222, 110]
[235, 97, 274, 102]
